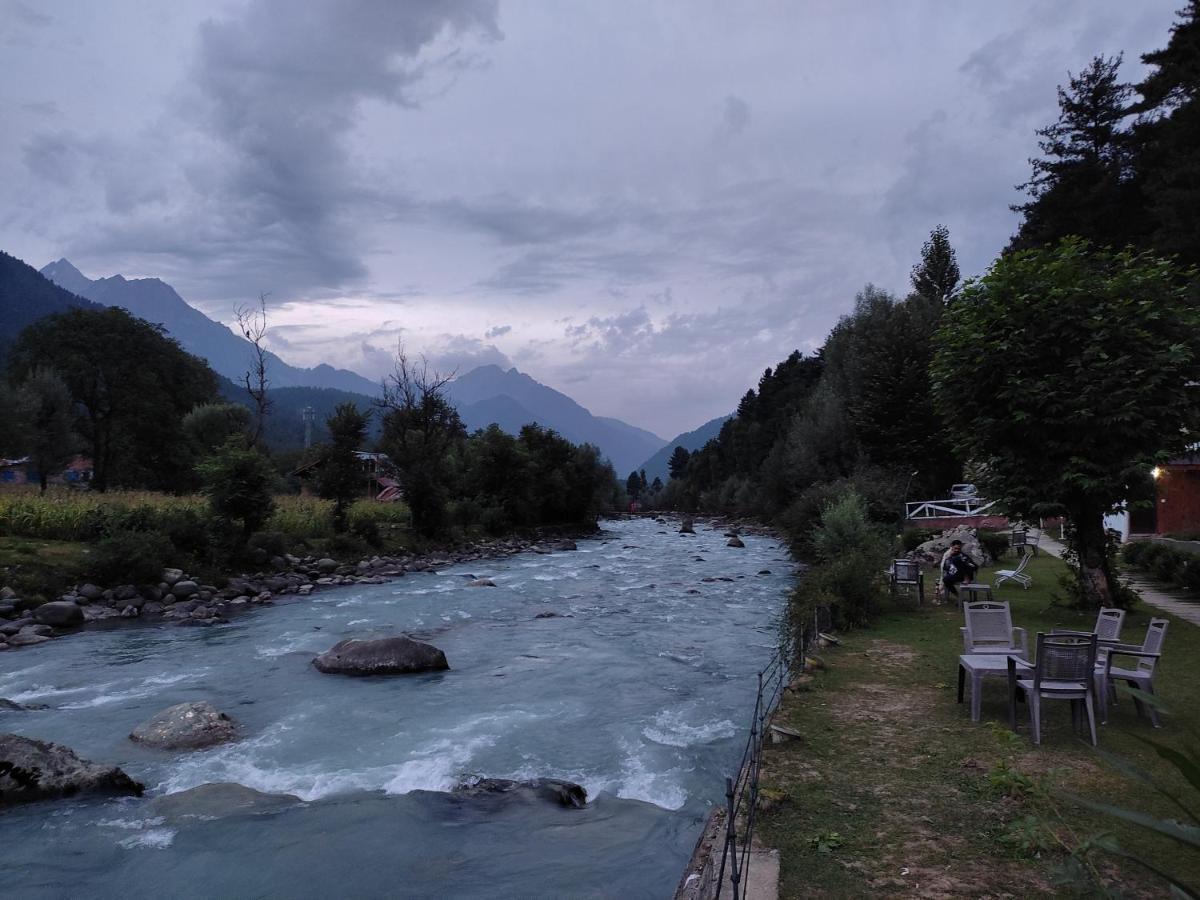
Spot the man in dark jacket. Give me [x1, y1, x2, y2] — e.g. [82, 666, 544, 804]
[940, 539, 979, 599]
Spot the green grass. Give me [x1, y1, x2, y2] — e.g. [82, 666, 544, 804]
[757, 553, 1200, 898]
[0, 536, 90, 602]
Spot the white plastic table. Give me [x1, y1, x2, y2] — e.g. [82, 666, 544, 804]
[957, 653, 1031, 723]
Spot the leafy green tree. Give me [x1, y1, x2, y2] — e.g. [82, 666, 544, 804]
[650, 476, 663, 494]
[1130, 1, 1200, 267]
[182, 403, 252, 456]
[18, 368, 75, 493]
[667, 446, 690, 479]
[910, 224, 961, 303]
[932, 238, 1200, 607]
[317, 403, 371, 533]
[0, 376, 29, 457]
[7, 307, 218, 491]
[197, 437, 277, 540]
[377, 350, 465, 537]
[1010, 55, 1141, 252]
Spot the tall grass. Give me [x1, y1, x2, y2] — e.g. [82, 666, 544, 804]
[0, 487, 410, 543]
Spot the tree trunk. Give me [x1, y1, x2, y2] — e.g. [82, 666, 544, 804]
[1074, 512, 1114, 608]
[39, 472, 48, 494]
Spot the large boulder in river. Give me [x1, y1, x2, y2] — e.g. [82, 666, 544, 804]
[312, 635, 449, 676]
[0, 733, 144, 807]
[130, 701, 238, 750]
[453, 776, 587, 808]
[33, 601, 84, 627]
[679, 518, 695, 534]
[148, 782, 300, 820]
[726, 536, 745, 548]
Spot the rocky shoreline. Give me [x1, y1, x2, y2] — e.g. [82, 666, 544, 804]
[0, 528, 591, 653]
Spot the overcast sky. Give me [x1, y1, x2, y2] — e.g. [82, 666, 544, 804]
[0, 0, 1181, 437]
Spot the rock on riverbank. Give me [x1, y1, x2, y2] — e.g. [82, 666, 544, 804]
[0, 733, 144, 807]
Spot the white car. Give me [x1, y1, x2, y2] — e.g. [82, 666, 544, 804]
[950, 483, 978, 499]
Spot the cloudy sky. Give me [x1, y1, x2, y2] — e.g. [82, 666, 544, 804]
[0, 0, 1181, 437]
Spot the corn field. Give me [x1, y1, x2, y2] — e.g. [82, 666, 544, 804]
[0, 488, 410, 543]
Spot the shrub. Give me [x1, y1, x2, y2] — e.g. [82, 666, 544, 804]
[796, 491, 890, 628]
[349, 518, 382, 550]
[198, 440, 277, 539]
[90, 531, 175, 585]
[899, 528, 937, 553]
[247, 531, 289, 559]
[977, 529, 1009, 562]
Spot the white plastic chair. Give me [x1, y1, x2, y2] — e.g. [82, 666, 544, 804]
[1095, 618, 1168, 726]
[995, 546, 1033, 589]
[961, 600, 1029, 658]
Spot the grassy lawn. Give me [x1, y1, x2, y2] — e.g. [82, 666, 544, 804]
[757, 553, 1200, 898]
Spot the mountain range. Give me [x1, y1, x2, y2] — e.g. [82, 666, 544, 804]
[636, 414, 732, 483]
[3, 252, 681, 470]
[40, 259, 381, 397]
[447, 365, 665, 474]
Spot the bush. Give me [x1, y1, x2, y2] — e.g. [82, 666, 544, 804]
[792, 491, 891, 628]
[1122, 539, 1200, 597]
[247, 531, 289, 559]
[349, 518, 382, 550]
[90, 531, 175, 585]
[977, 529, 1009, 562]
[899, 528, 937, 553]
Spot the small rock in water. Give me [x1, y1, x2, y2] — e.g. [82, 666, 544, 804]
[726, 536, 745, 548]
[148, 782, 300, 820]
[467, 578, 496, 588]
[758, 569, 772, 575]
[453, 776, 587, 809]
[130, 701, 239, 750]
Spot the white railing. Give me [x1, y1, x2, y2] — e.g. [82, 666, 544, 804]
[905, 497, 997, 520]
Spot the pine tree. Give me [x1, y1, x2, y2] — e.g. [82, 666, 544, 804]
[318, 403, 371, 533]
[668, 446, 691, 479]
[910, 225, 960, 303]
[1010, 55, 1140, 252]
[1131, 1, 1200, 266]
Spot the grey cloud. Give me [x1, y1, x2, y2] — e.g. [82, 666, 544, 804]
[720, 95, 750, 137]
[19, 100, 59, 116]
[485, 324, 511, 338]
[25, 0, 501, 304]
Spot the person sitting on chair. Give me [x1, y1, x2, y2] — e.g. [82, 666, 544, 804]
[940, 539, 978, 599]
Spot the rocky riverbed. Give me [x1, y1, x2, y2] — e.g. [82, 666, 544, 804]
[0, 531, 589, 652]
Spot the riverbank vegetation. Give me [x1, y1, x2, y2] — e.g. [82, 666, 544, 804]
[759, 552, 1200, 897]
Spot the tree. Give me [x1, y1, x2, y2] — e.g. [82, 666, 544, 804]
[317, 403, 371, 533]
[18, 368, 75, 493]
[376, 348, 464, 537]
[7, 307, 218, 491]
[625, 470, 643, 502]
[667, 446, 691, 479]
[235, 295, 273, 448]
[197, 437, 277, 540]
[1130, 1, 1200, 267]
[931, 238, 1200, 607]
[182, 403, 252, 456]
[1010, 55, 1141, 252]
[910, 224, 961, 303]
[650, 476, 663, 494]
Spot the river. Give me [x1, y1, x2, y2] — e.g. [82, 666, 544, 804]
[0, 517, 794, 898]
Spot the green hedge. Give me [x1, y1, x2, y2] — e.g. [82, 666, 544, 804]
[1123, 540, 1200, 595]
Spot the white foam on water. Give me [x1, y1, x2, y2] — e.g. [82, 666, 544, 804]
[55, 671, 205, 709]
[642, 710, 737, 748]
[119, 828, 176, 850]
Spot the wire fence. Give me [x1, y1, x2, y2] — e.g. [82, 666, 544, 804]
[705, 604, 830, 900]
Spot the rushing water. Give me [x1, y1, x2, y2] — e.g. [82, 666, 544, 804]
[0, 518, 794, 898]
